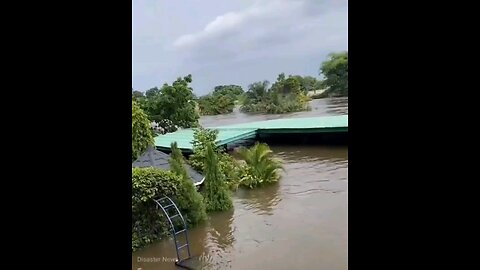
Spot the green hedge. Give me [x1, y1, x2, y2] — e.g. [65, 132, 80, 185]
[132, 167, 206, 252]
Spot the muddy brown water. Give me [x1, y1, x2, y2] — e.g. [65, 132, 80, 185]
[132, 98, 348, 270]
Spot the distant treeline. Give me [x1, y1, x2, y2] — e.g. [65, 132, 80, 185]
[132, 51, 348, 118]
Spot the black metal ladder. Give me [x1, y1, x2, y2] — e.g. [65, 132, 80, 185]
[154, 196, 192, 265]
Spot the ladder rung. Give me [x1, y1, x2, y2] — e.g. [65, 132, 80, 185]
[177, 243, 188, 250]
[170, 214, 180, 219]
[175, 229, 186, 235]
[163, 204, 174, 208]
[156, 197, 168, 203]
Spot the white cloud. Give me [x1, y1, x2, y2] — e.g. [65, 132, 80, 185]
[173, 0, 305, 49]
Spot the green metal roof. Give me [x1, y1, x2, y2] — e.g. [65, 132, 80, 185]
[154, 128, 257, 151]
[154, 115, 348, 151]
[214, 115, 348, 130]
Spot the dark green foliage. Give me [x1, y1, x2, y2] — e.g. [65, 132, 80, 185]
[136, 75, 200, 129]
[197, 85, 244, 115]
[243, 80, 269, 105]
[212, 85, 244, 100]
[132, 90, 144, 101]
[202, 143, 233, 212]
[319, 51, 348, 97]
[189, 128, 220, 172]
[189, 128, 243, 191]
[168, 142, 207, 225]
[132, 100, 154, 160]
[169, 142, 190, 181]
[290, 75, 320, 93]
[188, 129, 284, 191]
[241, 75, 310, 114]
[218, 153, 245, 191]
[132, 167, 206, 252]
[197, 94, 235, 115]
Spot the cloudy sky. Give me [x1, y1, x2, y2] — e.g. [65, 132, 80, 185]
[132, 0, 348, 96]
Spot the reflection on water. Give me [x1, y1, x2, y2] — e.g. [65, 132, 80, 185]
[132, 97, 348, 270]
[236, 182, 281, 216]
[194, 209, 236, 270]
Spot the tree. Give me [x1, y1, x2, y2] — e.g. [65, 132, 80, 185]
[145, 87, 160, 98]
[282, 77, 302, 96]
[169, 142, 190, 181]
[212, 85, 244, 99]
[139, 75, 200, 128]
[314, 80, 323, 92]
[270, 74, 302, 96]
[157, 75, 199, 128]
[241, 75, 309, 114]
[203, 143, 233, 212]
[320, 51, 348, 97]
[132, 90, 145, 104]
[197, 93, 235, 115]
[169, 142, 207, 224]
[132, 90, 144, 99]
[189, 128, 219, 172]
[290, 75, 319, 93]
[244, 80, 269, 104]
[132, 100, 153, 160]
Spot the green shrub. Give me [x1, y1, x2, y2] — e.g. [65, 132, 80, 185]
[189, 128, 284, 191]
[169, 142, 207, 224]
[189, 128, 219, 172]
[219, 153, 245, 191]
[202, 143, 233, 212]
[132, 167, 206, 252]
[132, 101, 154, 160]
[197, 94, 235, 115]
[240, 76, 310, 114]
[236, 143, 284, 188]
[189, 128, 243, 191]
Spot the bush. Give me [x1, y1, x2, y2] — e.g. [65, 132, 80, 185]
[189, 128, 243, 191]
[188, 128, 284, 191]
[202, 143, 233, 212]
[236, 143, 284, 188]
[219, 153, 245, 191]
[189, 128, 220, 172]
[197, 94, 235, 115]
[240, 76, 310, 114]
[132, 101, 154, 160]
[169, 142, 207, 224]
[132, 167, 206, 252]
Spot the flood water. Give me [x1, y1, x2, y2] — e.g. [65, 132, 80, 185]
[199, 97, 348, 127]
[132, 98, 348, 270]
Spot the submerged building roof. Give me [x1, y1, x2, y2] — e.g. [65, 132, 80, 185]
[132, 146, 205, 186]
[154, 115, 348, 152]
